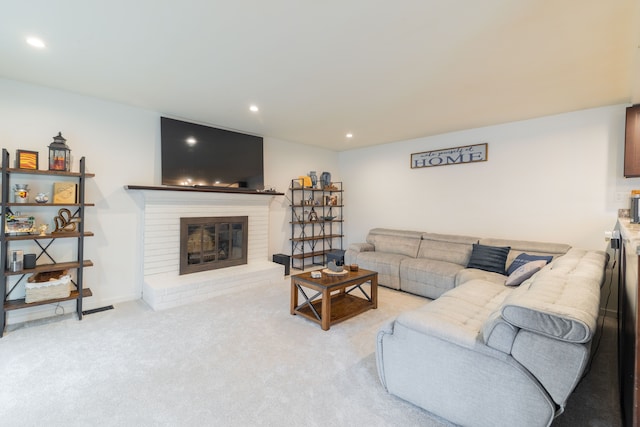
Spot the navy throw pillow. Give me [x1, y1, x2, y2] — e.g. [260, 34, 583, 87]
[506, 253, 554, 275]
[467, 243, 511, 275]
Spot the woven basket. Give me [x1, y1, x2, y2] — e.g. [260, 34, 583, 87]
[25, 270, 72, 303]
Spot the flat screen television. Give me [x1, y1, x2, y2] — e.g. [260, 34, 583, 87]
[161, 117, 264, 191]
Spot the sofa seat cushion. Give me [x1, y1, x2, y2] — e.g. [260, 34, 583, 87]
[455, 268, 507, 287]
[400, 258, 466, 299]
[457, 262, 552, 288]
[417, 233, 479, 265]
[395, 279, 512, 349]
[355, 251, 409, 290]
[501, 248, 607, 343]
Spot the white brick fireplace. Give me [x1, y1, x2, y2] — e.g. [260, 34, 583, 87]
[128, 187, 283, 310]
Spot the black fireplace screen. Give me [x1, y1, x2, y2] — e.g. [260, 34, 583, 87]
[180, 216, 248, 275]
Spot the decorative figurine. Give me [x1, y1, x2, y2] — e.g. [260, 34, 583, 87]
[52, 208, 81, 233]
[327, 260, 342, 272]
[38, 224, 49, 236]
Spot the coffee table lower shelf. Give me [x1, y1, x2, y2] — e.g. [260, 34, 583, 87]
[294, 293, 373, 327]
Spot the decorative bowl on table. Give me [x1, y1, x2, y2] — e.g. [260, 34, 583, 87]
[321, 216, 336, 221]
[35, 192, 49, 203]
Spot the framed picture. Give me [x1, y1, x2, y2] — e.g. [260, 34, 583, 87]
[16, 150, 39, 170]
[410, 143, 488, 169]
[53, 182, 77, 204]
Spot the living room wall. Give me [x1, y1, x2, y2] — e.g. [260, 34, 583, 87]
[338, 105, 633, 315]
[1, 76, 634, 323]
[0, 78, 338, 324]
[338, 104, 638, 251]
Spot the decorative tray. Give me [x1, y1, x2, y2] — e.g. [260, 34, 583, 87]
[322, 268, 349, 276]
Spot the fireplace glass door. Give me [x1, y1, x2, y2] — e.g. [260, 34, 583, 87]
[180, 216, 248, 275]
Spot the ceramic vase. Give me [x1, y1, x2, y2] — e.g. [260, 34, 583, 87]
[320, 172, 331, 189]
[309, 171, 318, 188]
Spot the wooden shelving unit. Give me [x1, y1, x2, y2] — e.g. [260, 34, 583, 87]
[4, 288, 93, 311]
[0, 148, 94, 336]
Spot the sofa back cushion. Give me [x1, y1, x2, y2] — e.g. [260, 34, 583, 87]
[479, 238, 571, 272]
[417, 233, 478, 265]
[366, 228, 423, 258]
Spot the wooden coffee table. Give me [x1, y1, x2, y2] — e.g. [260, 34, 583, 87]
[290, 268, 378, 330]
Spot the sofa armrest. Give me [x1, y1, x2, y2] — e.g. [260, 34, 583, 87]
[511, 329, 590, 408]
[348, 242, 375, 252]
[376, 313, 557, 427]
[481, 311, 519, 354]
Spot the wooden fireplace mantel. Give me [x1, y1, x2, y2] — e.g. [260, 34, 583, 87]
[125, 184, 284, 196]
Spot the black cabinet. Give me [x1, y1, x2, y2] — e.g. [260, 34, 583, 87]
[624, 104, 640, 177]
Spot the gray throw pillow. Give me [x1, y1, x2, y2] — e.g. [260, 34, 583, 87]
[505, 260, 547, 286]
[506, 253, 554, 275]
[467, 243, 510, 275]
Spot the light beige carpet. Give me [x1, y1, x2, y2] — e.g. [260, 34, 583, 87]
[0, 276, 620, 426]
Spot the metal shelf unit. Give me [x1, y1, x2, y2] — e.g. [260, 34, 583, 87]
[289, 180, 343, 270]
[0, 148, 94, 336]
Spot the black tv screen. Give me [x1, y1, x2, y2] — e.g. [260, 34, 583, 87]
[161, 117, 264, 190]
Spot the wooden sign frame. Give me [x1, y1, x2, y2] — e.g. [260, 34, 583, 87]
[411, 143, 488, 169]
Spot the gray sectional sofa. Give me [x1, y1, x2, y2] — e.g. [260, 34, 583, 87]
[345, 228, 608, 427]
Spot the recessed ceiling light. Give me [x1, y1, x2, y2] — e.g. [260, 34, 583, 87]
[26, 36, 46, 49]
[185, 137, 197, 146]
[346, 133, 353, 138]
[249, 105, 259, 112]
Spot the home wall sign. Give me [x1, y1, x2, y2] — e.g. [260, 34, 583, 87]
[411, 143, 488, 169]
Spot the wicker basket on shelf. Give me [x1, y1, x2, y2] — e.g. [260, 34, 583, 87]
[25, 270, 72, 303]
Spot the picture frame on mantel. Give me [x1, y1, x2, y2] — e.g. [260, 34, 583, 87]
[16, 150, 39, 170]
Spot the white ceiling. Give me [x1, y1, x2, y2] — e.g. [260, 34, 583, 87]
[1, 1, 639, 151]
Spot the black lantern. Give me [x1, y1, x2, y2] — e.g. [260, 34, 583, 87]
[48, 132, 71, 171]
